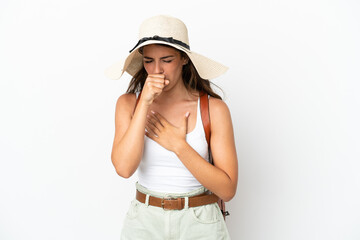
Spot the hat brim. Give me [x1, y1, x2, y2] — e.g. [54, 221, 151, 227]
[104, 40, 228, 80]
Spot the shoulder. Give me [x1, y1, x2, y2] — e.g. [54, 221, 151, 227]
[209, 97, 231, 117]
[115, 93, 137, 115]
[208, 97, 232, 129]
[116, 92, 137, 104]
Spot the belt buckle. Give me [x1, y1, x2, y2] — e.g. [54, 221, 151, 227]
[161, 196, 176, 210]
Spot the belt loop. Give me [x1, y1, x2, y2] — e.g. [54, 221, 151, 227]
[145, 194, 150, 207]
[184, 197, 189, 210]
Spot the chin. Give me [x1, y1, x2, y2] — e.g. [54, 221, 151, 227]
[163, 85, 170, 91]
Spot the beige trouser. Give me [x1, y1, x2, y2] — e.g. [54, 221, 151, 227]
[120, 182, 231, 240]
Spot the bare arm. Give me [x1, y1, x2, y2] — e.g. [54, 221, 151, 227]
[111, 74, 169, 178]
[176, 98, 238, 201]
[145, 97, 238, 201]
[111, 93, 149, 178]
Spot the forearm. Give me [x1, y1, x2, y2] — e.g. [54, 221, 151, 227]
[111, 100, 149, 178]
[174, 142, 236, 202]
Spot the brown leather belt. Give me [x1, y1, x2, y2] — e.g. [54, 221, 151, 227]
[136, 190, 219, 210]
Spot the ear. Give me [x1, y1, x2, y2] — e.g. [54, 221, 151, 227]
[180, 52, 189, 65]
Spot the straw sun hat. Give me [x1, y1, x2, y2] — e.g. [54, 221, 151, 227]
[104, 15, 228, 80]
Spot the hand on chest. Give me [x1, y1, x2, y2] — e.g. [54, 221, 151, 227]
[148, 99, 198, 134]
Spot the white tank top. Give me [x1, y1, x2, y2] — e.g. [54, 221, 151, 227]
[136, 92, 209, 193]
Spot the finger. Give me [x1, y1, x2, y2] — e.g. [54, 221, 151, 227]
[145, 125, 158, 137]
[145, 78, 166, 86]
[146, 118, 160, 136]
[146, 116, 161, 133]
[146, 78, 167, 84]
[148, 74, 165, 79]
[145, 131, 158, 140]
[147, 76, 166, 84]
[151, 111, 169, 127]
[146, 76, 169, 88]
[148, 112, 165, 129]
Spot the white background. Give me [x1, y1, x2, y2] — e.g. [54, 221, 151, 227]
[1, 0, 359, 239]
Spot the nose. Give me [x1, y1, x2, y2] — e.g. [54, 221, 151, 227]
[154, 61, 164, 74]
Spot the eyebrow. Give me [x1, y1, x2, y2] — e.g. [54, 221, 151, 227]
[143, 55, 175, 60]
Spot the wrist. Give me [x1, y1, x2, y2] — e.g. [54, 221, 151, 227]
[138, 91, 154, 107]
[136, 97, 152, 110]
[173, 140, 188, 156]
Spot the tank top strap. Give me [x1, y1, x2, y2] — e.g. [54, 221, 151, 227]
[188, 96, 202, 136]
[196, 96, 201, 126]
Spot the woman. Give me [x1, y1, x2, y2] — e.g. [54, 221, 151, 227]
[105, 15, 238, 239]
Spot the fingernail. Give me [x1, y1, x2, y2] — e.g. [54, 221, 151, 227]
[151, 110, 155, 114]
[185, 112, 190, 117]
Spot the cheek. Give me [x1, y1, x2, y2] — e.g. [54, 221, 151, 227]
[143, 64, 152, 73]
[168, 63, 183, 74]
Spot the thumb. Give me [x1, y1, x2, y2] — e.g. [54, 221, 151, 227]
[183, 112, 190, 133]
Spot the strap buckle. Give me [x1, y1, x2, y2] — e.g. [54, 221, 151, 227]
[161, 197, 182, 210]
[221, 210, 230, 216]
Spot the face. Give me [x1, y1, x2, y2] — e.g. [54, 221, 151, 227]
[142, 44, 188, 89]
